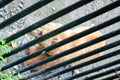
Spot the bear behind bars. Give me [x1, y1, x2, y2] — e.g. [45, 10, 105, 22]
[24, 23, 105, 71]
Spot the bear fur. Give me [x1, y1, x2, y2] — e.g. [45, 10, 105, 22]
[24, 23, 105, 71]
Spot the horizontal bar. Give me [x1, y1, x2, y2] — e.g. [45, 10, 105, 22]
[39, 49, 120, 80]
[1, 16, 120, 71]
[0, 0, 13, 8]
[0, 0, 54, 30]
[19, 40, 120, 80]
[1, 0, 119, 58]
[84, 65, 120, 80]
[1, 4, 120, 59]
[63, 59, 120, 80]
[102, 73, 120, 80]
[5, 0, 120, 44]
[2, 0, 93, 43]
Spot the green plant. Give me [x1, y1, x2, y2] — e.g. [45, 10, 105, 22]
[0, 39, 22, 80]
[0, 71, 22, 80]
[0, 40, 11, 62]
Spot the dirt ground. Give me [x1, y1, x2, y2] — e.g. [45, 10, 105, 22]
[0, 0, 120, 80]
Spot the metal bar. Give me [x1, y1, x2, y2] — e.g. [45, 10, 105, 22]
[84, 66, 120, 80]
[1, 0, 93, 44]
[1, 16, 120, 71]
[0, 0, 54, 30]
[0, 0, 14, 8]
[39, 49, 120, 80]
[63, 59, 120, 80]
[4, 0, 120, 44]
[0, 0, 119, 80]
[19, 40, 120, 80]
[102, 73, 120, 80]
[2, 0, 120, 58]
[1, 0, 119, 59]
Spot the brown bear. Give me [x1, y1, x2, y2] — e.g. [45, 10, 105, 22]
[24, 23, 105, 71]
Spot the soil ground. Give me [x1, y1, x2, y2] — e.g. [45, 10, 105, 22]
[0, 0, 120, 80]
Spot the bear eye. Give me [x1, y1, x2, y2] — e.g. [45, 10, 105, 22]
[39, 31, 42, 36]
[52, 40, 56, 44]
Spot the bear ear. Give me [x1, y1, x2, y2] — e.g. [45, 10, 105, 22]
[30, 29, 43, 38]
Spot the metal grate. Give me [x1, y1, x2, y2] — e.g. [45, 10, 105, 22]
[0, 0, 120, 80]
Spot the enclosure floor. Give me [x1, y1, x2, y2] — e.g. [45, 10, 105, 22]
[0, 0, 120, 80]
